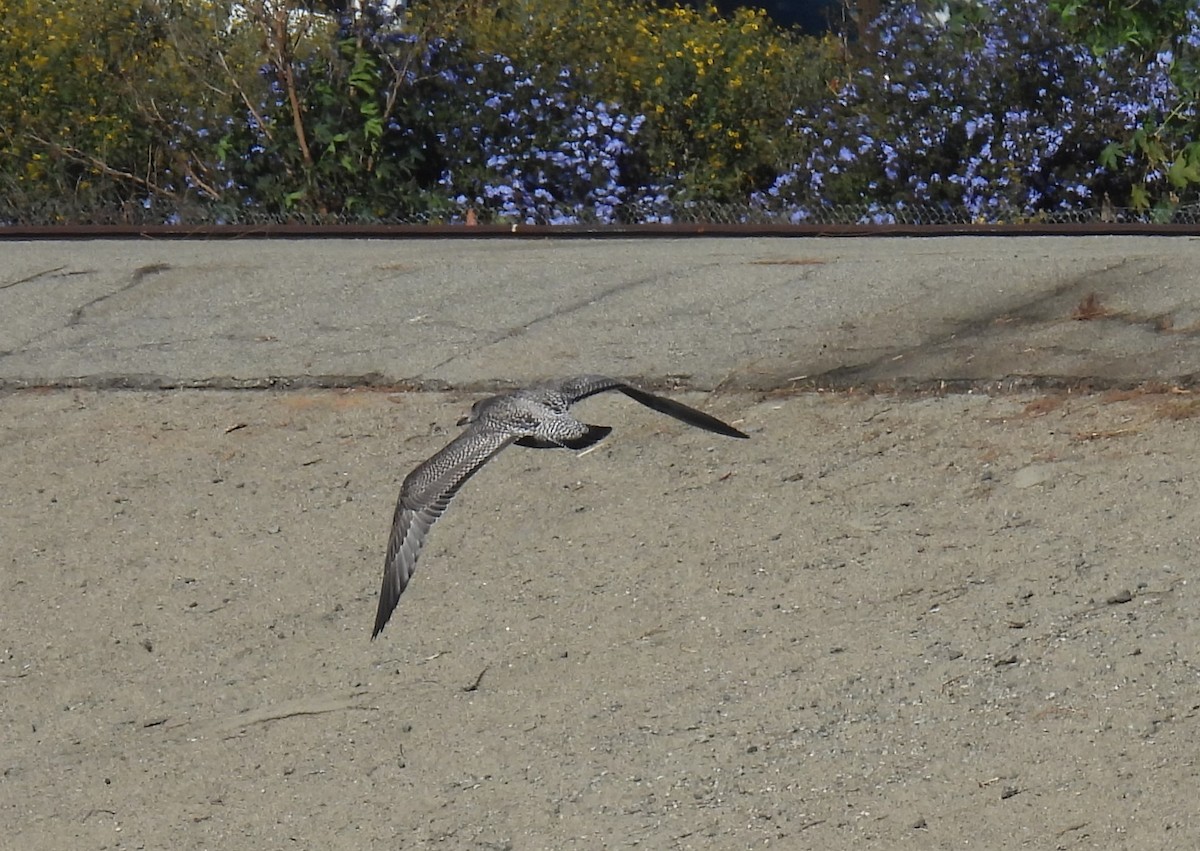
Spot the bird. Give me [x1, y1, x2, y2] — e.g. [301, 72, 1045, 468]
[371, 374, 748, 638]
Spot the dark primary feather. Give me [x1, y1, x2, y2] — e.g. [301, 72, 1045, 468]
[371, 375, 747, 638]
[612, 384, 748, 439]
[552, 375, 749, 440]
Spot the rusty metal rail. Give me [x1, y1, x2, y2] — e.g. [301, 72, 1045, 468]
[3, 222, 1200, 239]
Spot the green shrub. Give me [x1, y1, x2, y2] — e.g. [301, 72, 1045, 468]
[443, 0, 837, 201]
[0, 0, 163, 216]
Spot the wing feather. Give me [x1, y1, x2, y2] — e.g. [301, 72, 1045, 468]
[554, 375, 748, 439]
[372, 428, 514, 638]
[372, 376, 746, 639]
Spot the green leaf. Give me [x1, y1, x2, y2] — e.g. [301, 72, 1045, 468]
[1166, 152, 1200, 189]
[1099, 142, 1123, 170]
[1129, 183, 1150, 210]
[1152, 202, 1177, 224]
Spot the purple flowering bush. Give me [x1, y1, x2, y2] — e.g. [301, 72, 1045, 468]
[1096, 3, 1200, 211]
[203, 4, 436, 220]
[754, 0, 1197, 223]
[5, 0, 1199, 224]
[449, 0, 836, 206]
[201, 7, 655, 223]
[428, 54, 650, 224]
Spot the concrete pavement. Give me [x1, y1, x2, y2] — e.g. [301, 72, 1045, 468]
[2, 236, 1198, 390]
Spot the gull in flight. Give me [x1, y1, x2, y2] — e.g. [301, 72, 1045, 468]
[371, 375, 748, 638]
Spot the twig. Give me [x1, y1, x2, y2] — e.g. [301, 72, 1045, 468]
[217, 51, 274, 145]
[266, 2, 313, 168]
[211, 690, 374, 736]
[25, 134, 179, 200]
[463, 666, 489, 692]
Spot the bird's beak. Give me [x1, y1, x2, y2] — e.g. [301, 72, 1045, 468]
[456, 415, 470, 427]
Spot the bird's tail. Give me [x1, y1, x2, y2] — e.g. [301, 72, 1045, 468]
[515, 425, 613, 450]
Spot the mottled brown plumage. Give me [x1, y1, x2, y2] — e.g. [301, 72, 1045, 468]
[372, 375, 747, 638]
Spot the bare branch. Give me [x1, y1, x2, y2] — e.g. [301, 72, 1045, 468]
[263, 1, 314, 168]
[127, 96, 225, 202]
[25, 133, 179, 200]
[217, 51, 275, 144]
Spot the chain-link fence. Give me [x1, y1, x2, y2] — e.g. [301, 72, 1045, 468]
[5, 197, 1200, 228]
[623, 199, 1200, 226]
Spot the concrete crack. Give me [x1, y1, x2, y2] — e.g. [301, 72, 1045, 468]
[68, 263, 171, 326]
[419, 262, 721, 378]
[0, 265, 77, 290]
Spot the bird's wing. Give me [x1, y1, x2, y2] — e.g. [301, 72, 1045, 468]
[554, 375, 749, 440]
[552, 374, 628, 402]
[372, 427, 515, 638]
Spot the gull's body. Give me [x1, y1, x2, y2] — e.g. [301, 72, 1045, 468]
[371, 375, 748, 638]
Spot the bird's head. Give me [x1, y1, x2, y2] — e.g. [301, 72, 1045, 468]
[455, 398, 487, 427]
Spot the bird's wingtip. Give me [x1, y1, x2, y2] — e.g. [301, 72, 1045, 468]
[371, 594, 397, 639]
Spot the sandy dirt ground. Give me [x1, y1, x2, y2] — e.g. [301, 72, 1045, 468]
[2, 386, 1198, 850]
